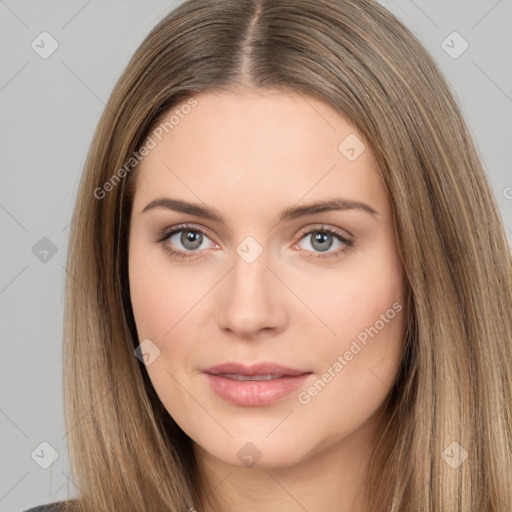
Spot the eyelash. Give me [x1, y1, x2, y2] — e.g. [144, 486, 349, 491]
[155, 223, 354, 261]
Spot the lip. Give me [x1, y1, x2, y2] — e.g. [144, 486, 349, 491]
[202, 362, 313, 407]
[203, 362, 309, 377]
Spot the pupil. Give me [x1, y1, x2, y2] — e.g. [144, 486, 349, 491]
[181, 230, 202, 250]
[312, 232, 332, 252]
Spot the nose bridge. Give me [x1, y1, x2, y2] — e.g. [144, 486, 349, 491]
[216, 235, 286, 336]
[232, 242, 269, 295]
[230, 240, 273, 310]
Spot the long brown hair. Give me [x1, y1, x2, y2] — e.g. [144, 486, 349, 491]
[62, 0, 512, 510]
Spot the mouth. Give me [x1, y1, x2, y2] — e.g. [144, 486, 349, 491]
[213, 373, 291, 381]
[203, 361, 309, 377]
[202, 362, 313, 406]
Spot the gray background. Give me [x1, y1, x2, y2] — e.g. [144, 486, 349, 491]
[0, 1, 511, 510]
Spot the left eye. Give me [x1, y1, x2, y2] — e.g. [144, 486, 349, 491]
[295, 228, 353, 255]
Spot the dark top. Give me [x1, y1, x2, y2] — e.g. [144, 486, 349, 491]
[24, 502, 66, 512]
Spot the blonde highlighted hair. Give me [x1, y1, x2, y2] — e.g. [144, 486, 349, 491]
[62, 0, 512, 510]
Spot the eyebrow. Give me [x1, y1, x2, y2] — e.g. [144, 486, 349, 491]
[141, 196, 378, 222]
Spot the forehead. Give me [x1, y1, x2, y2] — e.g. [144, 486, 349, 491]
[132, 89, 387, 219]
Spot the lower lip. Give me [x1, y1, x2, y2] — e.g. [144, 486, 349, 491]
[204, 373, 313, 407]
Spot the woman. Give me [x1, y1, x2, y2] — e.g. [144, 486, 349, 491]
[25, 0, 512, 511]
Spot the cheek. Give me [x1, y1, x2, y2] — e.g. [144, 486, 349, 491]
[295, 284, 406, 442]
[129, 255, 171, 339]
[128, 240, 209, 340]
[289, 253, 405, 350]
[293, 242, 406, 391]
[128, 249, 200, 426]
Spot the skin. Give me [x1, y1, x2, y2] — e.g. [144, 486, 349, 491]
[128, 88, 407, 512]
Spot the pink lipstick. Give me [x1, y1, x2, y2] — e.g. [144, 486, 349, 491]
[203, 362, 313, 407]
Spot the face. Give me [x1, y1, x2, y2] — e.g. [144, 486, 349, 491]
[128, 88, 406, 469]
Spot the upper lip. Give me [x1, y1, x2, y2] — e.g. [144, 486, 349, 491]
[203, 362, 310, 377]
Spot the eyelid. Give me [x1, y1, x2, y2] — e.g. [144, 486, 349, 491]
[156, 222, 220, 245]
[156, 223, 351, 245]
[295, 223, 353, 242]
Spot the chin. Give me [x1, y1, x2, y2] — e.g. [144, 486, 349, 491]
[196, 435, 311, 470]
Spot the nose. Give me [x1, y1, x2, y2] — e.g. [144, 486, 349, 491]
[216, 246, 288, 339]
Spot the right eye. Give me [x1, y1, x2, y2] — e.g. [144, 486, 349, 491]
[156, 224, 219, 260]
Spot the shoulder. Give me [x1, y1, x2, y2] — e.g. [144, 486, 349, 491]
[23, 501, 70, 512]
